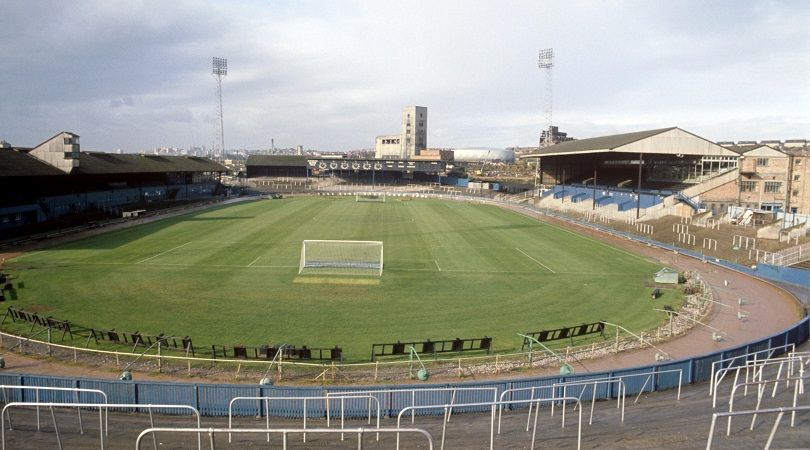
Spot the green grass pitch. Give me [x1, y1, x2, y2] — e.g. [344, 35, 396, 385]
[5, 197, 680, 361]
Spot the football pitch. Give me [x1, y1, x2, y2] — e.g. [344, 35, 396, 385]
[6, 197, 680, 361]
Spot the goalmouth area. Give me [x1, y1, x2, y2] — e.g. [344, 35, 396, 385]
[299, 240, 383, 276]
[4, 196, 683, 363]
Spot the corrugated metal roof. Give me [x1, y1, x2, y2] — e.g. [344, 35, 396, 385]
[522, 127, 677, 157]
[246, 155, 309, 167]
[0, 149, 67, 177]
[74, 152, 227, 175]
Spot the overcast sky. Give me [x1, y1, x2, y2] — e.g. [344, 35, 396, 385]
[1, 1, 808, 152]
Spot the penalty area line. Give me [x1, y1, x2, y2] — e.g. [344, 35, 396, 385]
[247, 256, 261, 267]
[434, 260, 442, 272]
[136, 241, 193, 264]
[515, 248, 556, 273]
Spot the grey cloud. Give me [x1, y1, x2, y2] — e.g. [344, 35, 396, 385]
[109, 97, 136, 108]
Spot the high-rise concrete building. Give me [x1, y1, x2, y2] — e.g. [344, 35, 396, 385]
[401, 106, 427, 159]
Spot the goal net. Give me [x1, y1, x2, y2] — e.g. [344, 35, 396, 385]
[356, 192, 386, 203]
[299, 240, 384, 276]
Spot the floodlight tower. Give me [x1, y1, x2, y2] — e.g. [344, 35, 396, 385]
[212, 57, 228, 159]
[538, 48, 554, 148]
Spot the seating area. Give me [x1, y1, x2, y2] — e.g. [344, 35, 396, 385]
[544, 184, 670, 212]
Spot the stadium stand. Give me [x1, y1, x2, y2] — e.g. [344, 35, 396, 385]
[0, 132, 227, 237]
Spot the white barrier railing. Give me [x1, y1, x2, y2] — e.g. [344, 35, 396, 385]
[227, 395, 380, 443]
[0, 385, 108, 436]
[706, 405, 810, 449]
[712, 355, 807, 408]
[726, 374, 809, 435]
[325, 386, 497, 426]
[137, 426, 434, 450]
[708, 343, 796, 396]
[1, 402, 201, 450]
[496, 369, 683, 434]
[764, 242, 810, 267]
[396, 396, 583, 450]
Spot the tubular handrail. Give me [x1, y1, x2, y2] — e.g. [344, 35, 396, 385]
[497, 385, 554, 434]
[325, 386, 497, 425]
[1, 402, 201, 450]
[0, 385, 109, 437]
[726, 374, 810, 436]
[709, 343, 796, 395]
[706, 405, 810, 450]
[711, 355, 806, 408]
[227, 395, 379, 444]
[396, 396, 583, 450]
[553, 379, 625, 425]
[136, 426, 434, 450]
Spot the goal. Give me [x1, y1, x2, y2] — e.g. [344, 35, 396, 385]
[299, 240, 384, 276]
[356, 192, 386, 203]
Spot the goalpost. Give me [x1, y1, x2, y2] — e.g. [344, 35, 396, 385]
[355, 192, 386, 203]
[299, 240, 384, 276]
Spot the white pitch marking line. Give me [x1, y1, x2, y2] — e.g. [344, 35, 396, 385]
[515, 248, 556, 273]
[247, 256, 261, 267]
[250, 264, 298, 268]
[136, 241, 193, 264]
[434, 260, 442, 272]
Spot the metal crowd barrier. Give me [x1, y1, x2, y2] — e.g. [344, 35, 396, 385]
[396, 396, 583, 450]
[706, 405, 810, 449]
[227, 395, 379, 443]
[137, 426, 434, 450]
[1, 402, 201, 450]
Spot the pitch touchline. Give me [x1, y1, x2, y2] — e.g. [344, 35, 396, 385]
[514, 248, 556, 273]
[136, 241, 193, 264]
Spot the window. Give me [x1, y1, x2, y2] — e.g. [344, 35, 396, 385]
[796, 159, 803, 166]
[764, 181, 781, 193]
[740, 181, 757, 192]
[756, 158, 768, 166]
[793, 190, 800, 197]
[794, 174, 801, 181]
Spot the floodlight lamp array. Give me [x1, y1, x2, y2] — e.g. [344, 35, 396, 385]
[538, 48, 554, 69]
[212, 57, 228, 76]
